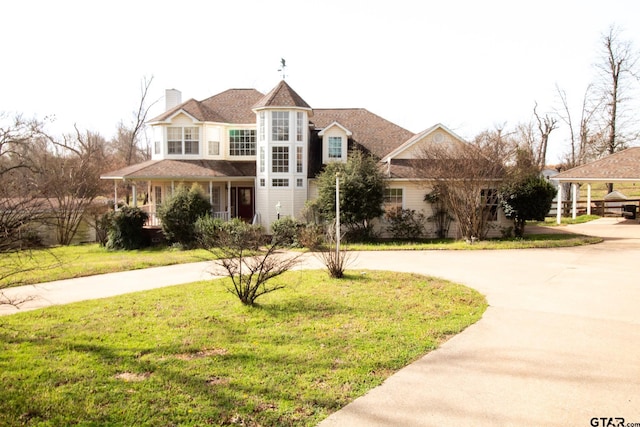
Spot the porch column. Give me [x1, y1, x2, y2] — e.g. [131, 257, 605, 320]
[114, 181, 118, 211]
[227, 180, 232, 219]
[586, 183, 592, 216]
[556, 183, 562, 224]
[132, 183, 137, 207]
[209, 181, 213, 209]
[571, 183, 578, 219]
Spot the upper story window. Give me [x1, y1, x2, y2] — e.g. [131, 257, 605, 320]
[272, 146, 289, 173]
[259, 111, 265, 141]
[272, 111, 289, 141]
[259, 146, 265, 173]
[328, 136, 343, 159]
[296, 112, 304, 142]
[229, 129, 256, 156]
[296, 146, 303, 173]
[167, 126, 199, 155]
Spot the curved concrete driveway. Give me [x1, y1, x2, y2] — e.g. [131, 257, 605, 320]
[2, 218, 639, 426]
[320, 218, 640, 426]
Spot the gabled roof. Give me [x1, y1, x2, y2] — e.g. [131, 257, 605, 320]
[554, 147, 640, 182]
[311, 109, 414, 159]
[252, 80, 311, 110]
[318, 121, 352, 136]
[149, 89, 265, 124]
[101, 160, 256, 180]
[381, 123, 465, 162]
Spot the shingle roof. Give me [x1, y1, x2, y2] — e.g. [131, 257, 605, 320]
[554, 147, 640, 182]
[252, 80, 311, 109]
[311, 109, 415, 159]
[149, 89, 265, 124]
[101, 160, 256, 180]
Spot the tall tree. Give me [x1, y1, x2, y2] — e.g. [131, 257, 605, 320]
[556, 84, 602, 168]
[32, 127, 109, 245]
[109, 76, 157, 204]
[313, 150, 386, 241]
[595, 26, 639, 192]
[532, 102, 558, 169]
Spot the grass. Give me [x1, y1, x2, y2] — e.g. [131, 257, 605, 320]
[0, 270, 486, 426]
[346, 233, 602, 251]
[2, 225, 604, 288]
[0, 245, 216, 287]
[537, 214, 602, 226]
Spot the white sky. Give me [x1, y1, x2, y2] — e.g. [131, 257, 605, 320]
[2, 0, 639, 164]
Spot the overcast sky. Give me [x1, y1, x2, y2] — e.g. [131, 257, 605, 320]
[2, 0, 639, 163]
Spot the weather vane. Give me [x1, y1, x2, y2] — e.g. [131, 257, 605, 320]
[278, 58, 287, 80]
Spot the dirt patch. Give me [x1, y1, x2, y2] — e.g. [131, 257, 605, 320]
[175, 348, 228, 360]
[115, 372, 152, 382]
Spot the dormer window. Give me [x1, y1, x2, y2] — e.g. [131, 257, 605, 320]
[272, 111, 289, 141]
[328, 137, 342, 159]
[167, 126, 199, 155]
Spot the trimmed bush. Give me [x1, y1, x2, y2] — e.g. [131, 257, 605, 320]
[271, 216, 305, 247]
[106, 206, 149, 250]
[157, 184, 211, 248]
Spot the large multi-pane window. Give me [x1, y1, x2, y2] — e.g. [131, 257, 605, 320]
[272, 111, 289, 141]
[296, 146, 303, 173]
[272, 146, 289, 173]
[229, 129, 256, 156]
[167, 126, 199, 155]
[328, 136, 342, 159]
[272, 178, 289, 187]
[296, 111, 304, 142]
[384, 188, 403, 214]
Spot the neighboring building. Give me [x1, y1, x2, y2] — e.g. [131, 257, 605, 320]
[101, 80, 510, 238]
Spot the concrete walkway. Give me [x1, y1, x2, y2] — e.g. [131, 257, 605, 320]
[2, 218, 640, 426]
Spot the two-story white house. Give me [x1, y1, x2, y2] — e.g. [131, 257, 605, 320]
[101, 80, 510, 237]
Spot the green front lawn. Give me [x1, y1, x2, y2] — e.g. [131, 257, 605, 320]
[0, 245, 215, 287]
[0, 270, 486, 426]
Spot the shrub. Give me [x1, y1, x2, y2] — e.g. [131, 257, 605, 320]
[271, 216, 304, 247]
[385, 208, 427, 239]
[157, 184, 211, 248]
[194, 216, 225, 248]
[298, 224, 324, 250]
[106, 206, 149, 250]
[499, 175, 557, 237]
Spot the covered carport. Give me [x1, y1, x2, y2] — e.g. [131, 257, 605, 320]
[552, 147, 640, 224]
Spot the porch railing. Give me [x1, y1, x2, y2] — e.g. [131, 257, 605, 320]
[138, 205, 230, 227]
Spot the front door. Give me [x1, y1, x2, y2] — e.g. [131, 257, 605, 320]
[234, 187, 254, 221]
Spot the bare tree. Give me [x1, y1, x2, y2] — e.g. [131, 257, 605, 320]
[594, 26, 640, 192]
[415, 135, 505, 241]
[532, 102, 558, 169]
[109, 76, 157, 204]
[556, 84, 602, 168]
[0, 114, 59, 307]
[32, 127, 109, 245]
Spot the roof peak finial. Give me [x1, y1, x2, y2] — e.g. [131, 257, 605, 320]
[278, 58, 287, 80]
